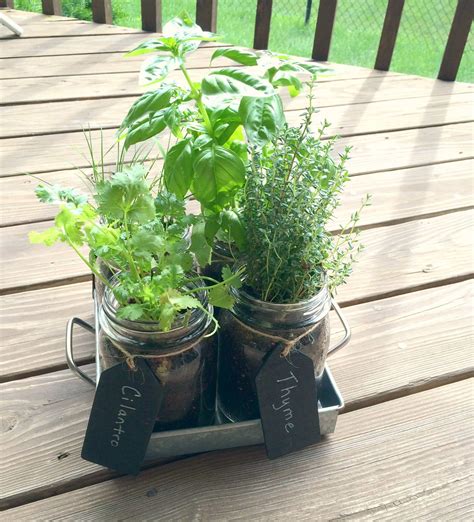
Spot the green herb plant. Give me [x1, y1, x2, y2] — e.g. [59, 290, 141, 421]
[118, 13, 327, 249]
[242, 84, 370, 303]
[29, 165, 242, 332]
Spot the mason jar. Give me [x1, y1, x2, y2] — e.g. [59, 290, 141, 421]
[98, 282, 218, 432]
[217, 284, 331, 422]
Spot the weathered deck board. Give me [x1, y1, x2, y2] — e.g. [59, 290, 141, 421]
[0, 33, 223, 59]
[0, 18, 140, 38]
[1, 90, 471, 139]
[336, 209, 474, 306]
[3, 380, 472, 519]
[0, 283, 94, 381]
[1, 122, 472, 178]
[1, 284, 472, 508]
[3, 70, 471, 106]
[0, 9, 75, 24]
[1, 210, 472, 299]
[1, 160, 472, 231]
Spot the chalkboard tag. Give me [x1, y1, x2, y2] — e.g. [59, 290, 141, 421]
[81, 358, 163, 475]
[256, 348, 320, 459]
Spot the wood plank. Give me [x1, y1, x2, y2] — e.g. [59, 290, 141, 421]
[336, 210, 474, 306]
[0, 32, 223, 59]
[2, 70, 470, 106]
[253, 0, 273, 50]
[1, 88, 471, 139]
[1, 205, 472, 297]
[0, 19, 141, 38]
[1, 120, 472, 178]
[340, 122, 473, 176]
[0, 283, 94, 381]
[374, 0, 405, 71]
[3, 378, 473, 516]
[0, 53, 393, 80]
[2, 158, 472, 231]
[0, 9, 73, 23]
[0, 284, 472, 508]
[438, 0, 473, 81]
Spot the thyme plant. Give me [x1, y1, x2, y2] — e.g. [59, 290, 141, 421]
[242, 90, 370, 303]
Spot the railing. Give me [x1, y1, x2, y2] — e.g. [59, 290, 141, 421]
[1, 0, 472, 81]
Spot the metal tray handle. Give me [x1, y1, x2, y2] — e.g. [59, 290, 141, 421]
[328, 298, 351, 357]
[66, 317, 96, 387]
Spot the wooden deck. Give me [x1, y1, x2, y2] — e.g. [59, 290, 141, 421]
[1, 8, 473, 520]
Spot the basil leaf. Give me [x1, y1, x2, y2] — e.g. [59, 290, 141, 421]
[211, 48, 259, 66]
[221, 209, 246, 251]
[239, 94, 285, 147]
[192, 145, 245, 208]
[190, 221, 212, 267]
[164, 139, 194, 199]
[140, 55, 180, 85]
[120, 86, 174, 130]
[123, 110, 167, 149]
[202, 67, 274, 97]
[125, 38, 175, 56]
[271, 70, 303, 97]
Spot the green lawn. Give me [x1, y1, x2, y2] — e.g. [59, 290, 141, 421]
[15, 0, 473, 82]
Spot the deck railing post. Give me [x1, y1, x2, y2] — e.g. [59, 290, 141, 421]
[41, 0, 61, 16]
[375, 0, 405, 71]
[312, 0, 338, 61]
[0, 0, 15, 8]
[91, 0, 113, 25]
[196, 0, 218, 32]
[253, 0, 273, 50]
[141, 0, 162, 32]
[438, 0, 473, 81]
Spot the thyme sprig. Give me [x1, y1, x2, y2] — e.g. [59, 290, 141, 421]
[242, 84, 370, 303]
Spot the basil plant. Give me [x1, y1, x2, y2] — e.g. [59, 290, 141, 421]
[119, 13, 327, 249]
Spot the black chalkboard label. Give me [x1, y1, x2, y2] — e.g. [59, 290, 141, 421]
[81, 358, 163, 475]
[256, 348, 321, 459]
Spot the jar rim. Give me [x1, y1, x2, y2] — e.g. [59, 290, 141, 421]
[232, 271, 329, 308]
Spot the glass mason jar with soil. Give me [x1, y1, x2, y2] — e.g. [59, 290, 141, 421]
[217, 284, 331, 422]
[98, 283, 218, 432]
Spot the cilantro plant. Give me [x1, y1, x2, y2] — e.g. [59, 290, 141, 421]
[30, 165, 241, 331]
[118, 13, 327, 247]
[242, 87, 370, 303]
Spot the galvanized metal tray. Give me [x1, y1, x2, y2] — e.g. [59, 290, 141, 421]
[65, 294, 348, 459]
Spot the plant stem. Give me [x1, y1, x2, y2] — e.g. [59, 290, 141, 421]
[67, 239, 112, 291]
[179, 64, 213, 133]
[122, 210, 141, 281]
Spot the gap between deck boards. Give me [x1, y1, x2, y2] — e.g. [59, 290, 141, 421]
[1, 376, 472, 512]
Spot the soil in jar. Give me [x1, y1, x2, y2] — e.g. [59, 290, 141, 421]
[217, 310, 330, 422]
[100, 331, 218, 432]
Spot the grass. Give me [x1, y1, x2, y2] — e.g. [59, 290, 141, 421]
[15, 0, 473, 82]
